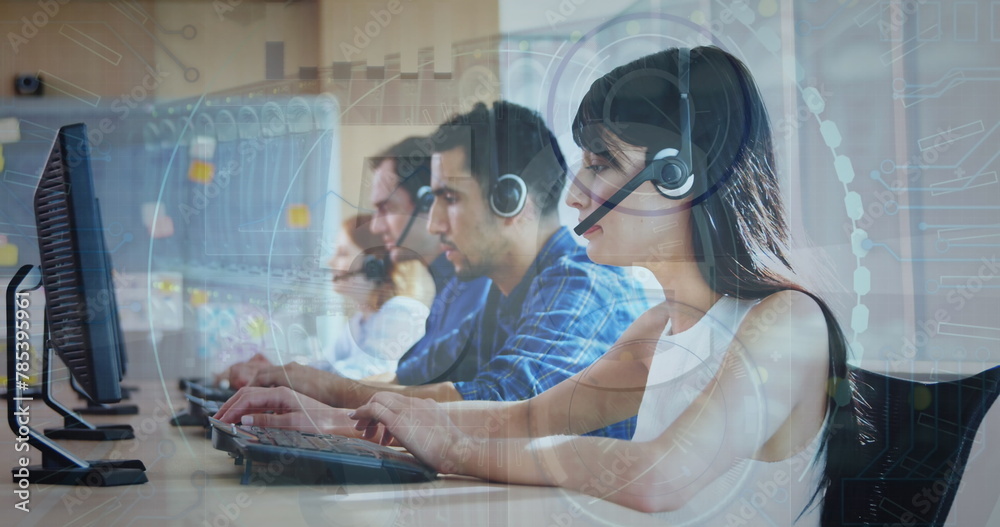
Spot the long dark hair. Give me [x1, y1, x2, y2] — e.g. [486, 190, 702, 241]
[572, 46, 854, 522]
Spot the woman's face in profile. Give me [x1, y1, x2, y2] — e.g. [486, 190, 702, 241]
[566, 140, 693, 267]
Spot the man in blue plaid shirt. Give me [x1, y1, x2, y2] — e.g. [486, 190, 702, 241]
[220, 100, 647, 439]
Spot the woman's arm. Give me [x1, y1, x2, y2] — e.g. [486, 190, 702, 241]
[429, 305, 669, 440]
[353, 291, 831, 513]
[519, 304, 667, 436]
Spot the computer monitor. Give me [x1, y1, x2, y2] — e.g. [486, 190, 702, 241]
[64, 201, 139, 416]
[33, 123, 125, 403]
[5, 123, 146, 486]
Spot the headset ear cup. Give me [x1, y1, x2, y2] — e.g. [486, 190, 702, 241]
[490, 174, 527, 217]
[415, 186, 434, 213]
[649, 148, 694, 200]
[362, 254, 389, 283]
[652, 164, 694, 199]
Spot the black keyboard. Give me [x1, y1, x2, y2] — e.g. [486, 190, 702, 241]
[184, 393, 222, 415]
[251, 426, 422, 464]
[208, 418, 437, 485]
[186, 381, 237, 402]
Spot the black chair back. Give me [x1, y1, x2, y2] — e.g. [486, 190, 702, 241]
[824, 365, 1000, 526]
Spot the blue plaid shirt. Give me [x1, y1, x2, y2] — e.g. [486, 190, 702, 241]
[395, 254, 491, 385]
[402, 227, 649, 439]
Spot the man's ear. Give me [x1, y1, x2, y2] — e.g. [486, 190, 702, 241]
[506, 196, 540, 226]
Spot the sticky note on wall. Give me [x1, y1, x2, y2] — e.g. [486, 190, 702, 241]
[190, 288, 209, 308]
[287, 204, 311, 228]
[0, 118, 20, 144]
[188, 135, 216, 184]
[0, 241, 18, 267]
[141, 202, 175, 239]
[188, 159, 215, 184]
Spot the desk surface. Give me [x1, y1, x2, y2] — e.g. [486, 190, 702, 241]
[2, 380, 669, 527]
[5, 379, 1000, 526]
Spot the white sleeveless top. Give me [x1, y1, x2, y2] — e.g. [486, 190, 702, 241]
[313, 296, 429, 379]
[633, 295, 825, 526]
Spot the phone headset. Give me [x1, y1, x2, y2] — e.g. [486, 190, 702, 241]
[334, 166, 435, 284]
[486, 103, 528, 218]
[573, 47, 694, 237]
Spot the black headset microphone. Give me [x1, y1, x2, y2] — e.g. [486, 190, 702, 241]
[573, 47, 694, 237]
[335, 184, 435, 284]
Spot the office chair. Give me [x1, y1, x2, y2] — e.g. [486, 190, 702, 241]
[823, 365, 1000, 526]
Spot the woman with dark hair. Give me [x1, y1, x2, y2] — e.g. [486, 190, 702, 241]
[347, 46, 849, 524]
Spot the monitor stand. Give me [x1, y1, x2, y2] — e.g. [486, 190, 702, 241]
[170, 403, 210, 427]
[171, 378, 211, 426]
[7, 265, 146, 485]
[72, 381, 137, 400]
[41, 346, 137, 440]
[71, 377, 139, 416]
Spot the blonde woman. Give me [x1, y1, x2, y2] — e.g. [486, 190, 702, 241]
[222, 214, 432, 384]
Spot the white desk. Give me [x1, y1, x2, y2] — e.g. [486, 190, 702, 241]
[1, 380, 668, 526]
[5, 377, 1000, 526]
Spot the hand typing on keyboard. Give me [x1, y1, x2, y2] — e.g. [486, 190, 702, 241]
[213, 386, 374, 439]
[242, 361, 342, 404]
[350, 392, 475, 475]
[216, 353, 273, 389]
